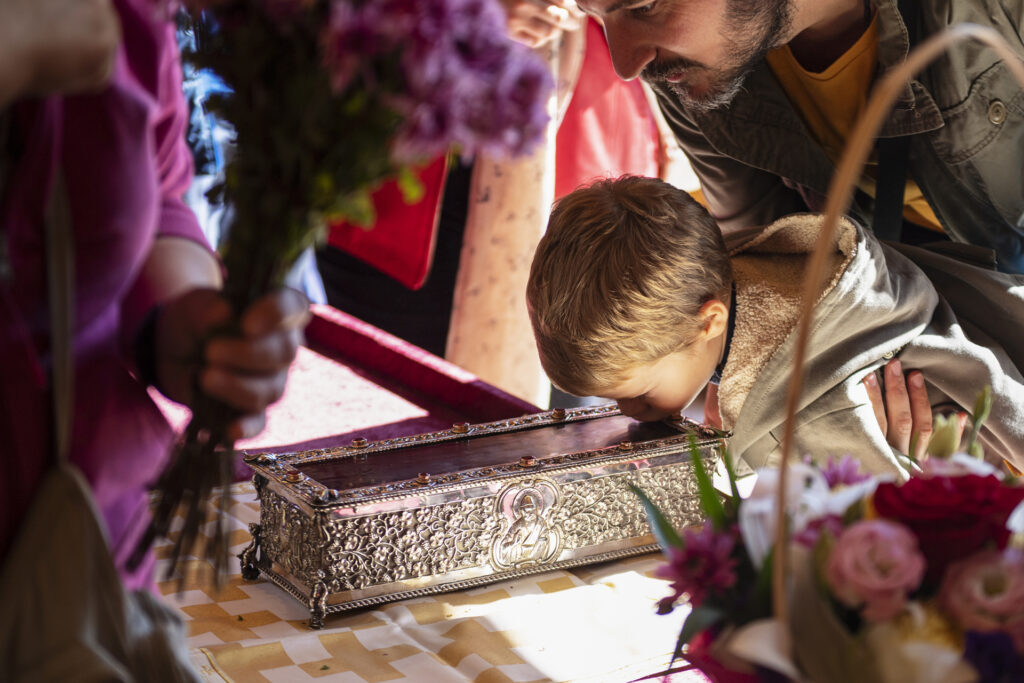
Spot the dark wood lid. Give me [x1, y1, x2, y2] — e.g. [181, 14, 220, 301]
[296, 413, 681, 492]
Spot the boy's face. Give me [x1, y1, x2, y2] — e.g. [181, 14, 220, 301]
[594, 299, 729, 422]
[598, 341, 722, 422]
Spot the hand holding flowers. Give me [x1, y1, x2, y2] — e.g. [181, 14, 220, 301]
[136, 0, 553, 586]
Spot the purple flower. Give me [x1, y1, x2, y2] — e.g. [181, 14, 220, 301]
[325, 0, 415, 92]
[793, 514, 845, 547]
[963, 631, 1024, 683]
[818, 455, 870, 489]
[654, 520, 738, 613]
[825, 519, 926, 621]
[324, 0, 552, 162]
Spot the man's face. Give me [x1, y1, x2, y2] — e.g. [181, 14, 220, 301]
[577, 0, 793, 112]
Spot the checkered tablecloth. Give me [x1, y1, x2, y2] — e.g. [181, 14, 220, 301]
[154, 482, 707, 683]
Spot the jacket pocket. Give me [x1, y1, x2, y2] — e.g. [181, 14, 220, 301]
[931, 60, 1024, 222]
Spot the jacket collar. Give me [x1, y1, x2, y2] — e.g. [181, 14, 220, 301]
[684, 0, 944, 197]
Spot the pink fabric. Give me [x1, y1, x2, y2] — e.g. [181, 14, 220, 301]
[554, 18, 660, 200]
[0, 0, 206, 590]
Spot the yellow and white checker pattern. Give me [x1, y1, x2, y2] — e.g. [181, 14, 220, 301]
[155, 483, 702, 683]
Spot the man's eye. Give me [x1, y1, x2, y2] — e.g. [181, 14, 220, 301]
[630, 1, 656, 15]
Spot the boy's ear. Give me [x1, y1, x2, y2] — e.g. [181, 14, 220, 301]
[697, 299, 729, 339]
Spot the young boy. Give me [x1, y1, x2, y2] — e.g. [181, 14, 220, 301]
[527, 176, 1024, 476]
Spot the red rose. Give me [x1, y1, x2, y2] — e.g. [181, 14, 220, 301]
[872, 474, 1024, 586]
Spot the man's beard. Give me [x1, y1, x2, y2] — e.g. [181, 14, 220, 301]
[642, 0, 793, 112]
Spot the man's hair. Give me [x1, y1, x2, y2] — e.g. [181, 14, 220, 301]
[527, 176, 732, 396]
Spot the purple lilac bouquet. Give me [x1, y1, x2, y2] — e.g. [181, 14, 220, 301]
[137, 0, 552, 586]
[326, 0, 551, 164]
[633, 389, 1024, 683]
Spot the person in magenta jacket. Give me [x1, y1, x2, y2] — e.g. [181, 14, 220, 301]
[0, 0, 308, 590]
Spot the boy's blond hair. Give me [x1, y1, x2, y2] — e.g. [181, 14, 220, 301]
[527, 176, 732, 396]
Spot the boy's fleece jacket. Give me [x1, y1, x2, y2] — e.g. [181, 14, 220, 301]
[718, 213, 1024, 477]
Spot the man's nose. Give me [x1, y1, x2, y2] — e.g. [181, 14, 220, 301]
[602, 21, 654, 81]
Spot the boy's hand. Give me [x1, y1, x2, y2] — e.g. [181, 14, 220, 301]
[863, 359, 934, 460]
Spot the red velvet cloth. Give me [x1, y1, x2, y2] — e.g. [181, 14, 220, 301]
[554, 18, 660, 200]
[325, 156, 448, 290]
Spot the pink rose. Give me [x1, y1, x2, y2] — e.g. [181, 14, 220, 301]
[826, 520, 926, 621]
[940, 550, 1024, 653]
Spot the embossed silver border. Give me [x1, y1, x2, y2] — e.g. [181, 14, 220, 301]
[240, 406, 726, 627]
[243, 405, 727, 509]
[255, 541, 662, 616]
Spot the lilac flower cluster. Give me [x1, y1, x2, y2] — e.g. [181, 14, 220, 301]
[655, 520, 739, 614]
[325, 0, 552, 162]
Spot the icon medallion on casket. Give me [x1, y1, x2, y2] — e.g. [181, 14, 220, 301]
[492, 479, 562, 569]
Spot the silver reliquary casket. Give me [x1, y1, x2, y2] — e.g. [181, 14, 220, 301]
[239, 404, 724, 627]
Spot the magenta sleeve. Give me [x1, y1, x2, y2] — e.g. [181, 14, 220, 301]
[152, 20, 211, 250]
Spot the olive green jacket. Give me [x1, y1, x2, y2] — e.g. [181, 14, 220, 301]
[654, 0, 1024, 272]
[719, 214, 1024, 477]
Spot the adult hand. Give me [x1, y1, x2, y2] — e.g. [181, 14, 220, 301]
[863, 359, 961, 460]
[155, 287, 311, 440]
[502, 0, 582, 48]
[0, 0, 119, 104]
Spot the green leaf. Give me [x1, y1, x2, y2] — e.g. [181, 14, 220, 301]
[690, 436, 727, 530]
[926, 413, 961, 459]
[334, 189, 377, 228]
[966, 385, 992, 459]
[720, 445, 742, 505]
[677, 605, 725, 654]
[811, 531, 835, 587]
[396, 166, 425, 204]
[906, 431, 920, 464]
[752, 548, 774, 609]
[627, 483, 683, 551]
[973, 385, 992, 426]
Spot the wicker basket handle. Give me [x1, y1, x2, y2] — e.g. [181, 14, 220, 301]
[772, 24, 1024, 625]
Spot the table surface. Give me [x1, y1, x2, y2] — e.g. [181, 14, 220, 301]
[152, 307, 709, 682]
[155, 482, 708, 683]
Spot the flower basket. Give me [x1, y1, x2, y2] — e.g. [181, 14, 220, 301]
[634, 25, 1024, 683]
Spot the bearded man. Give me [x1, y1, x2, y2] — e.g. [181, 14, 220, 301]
[576, 0, 1024, 276]
[569, 0, 1024, 465]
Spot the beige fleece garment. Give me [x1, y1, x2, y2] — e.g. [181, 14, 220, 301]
[718, 213, 859, 430]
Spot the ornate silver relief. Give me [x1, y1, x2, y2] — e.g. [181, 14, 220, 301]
[239, 406, 726, 627]
[491, 478, 562, 570]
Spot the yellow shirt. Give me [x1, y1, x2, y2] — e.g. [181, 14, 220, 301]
[765, 14, 942, 231]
